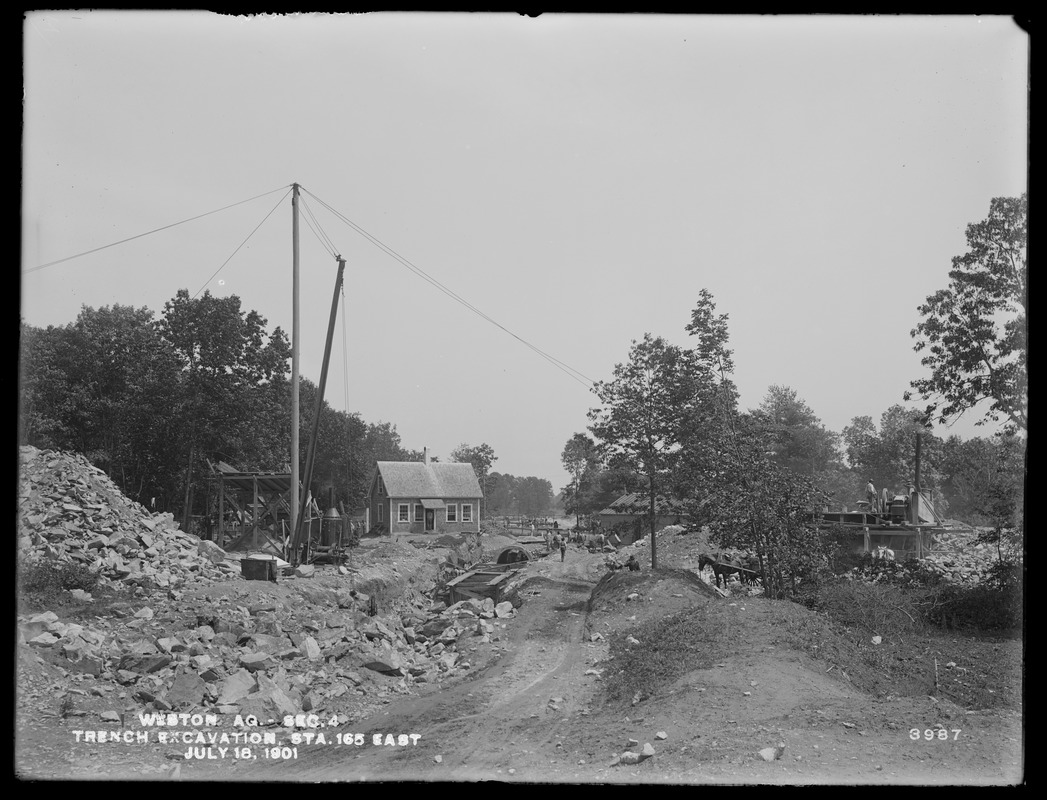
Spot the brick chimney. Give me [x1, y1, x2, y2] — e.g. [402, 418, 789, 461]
[423, 446, 430, 466]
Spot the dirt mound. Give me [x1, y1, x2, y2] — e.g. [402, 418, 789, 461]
[587, 568, 720, 641]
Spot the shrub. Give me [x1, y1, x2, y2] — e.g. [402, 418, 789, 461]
[795, 578, 926, 639]
[920, 578, 1023, 633]
[825, 552, 1023, 634]
[20, 557, 99, 601]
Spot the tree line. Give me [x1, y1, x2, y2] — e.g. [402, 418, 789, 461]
[19, 289, 427, 528]
[18, 295, 559, 530]
[450, 440, 556, 520]
[564, 195, 1026, 597]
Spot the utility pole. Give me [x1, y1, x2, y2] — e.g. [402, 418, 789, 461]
[290, 183, 300, 546]
[912, 427, 922, 525]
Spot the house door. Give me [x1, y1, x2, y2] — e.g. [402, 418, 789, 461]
[425, 509, 435, 532]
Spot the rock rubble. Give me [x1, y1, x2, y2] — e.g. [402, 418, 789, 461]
[17, 445, 520, 731]
[18, 446, 236, 589]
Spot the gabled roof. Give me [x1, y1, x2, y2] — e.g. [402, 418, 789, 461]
[598, 493, 687, 516]
[375, 461, 482, 499]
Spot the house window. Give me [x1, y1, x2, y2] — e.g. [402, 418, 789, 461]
[414, 504, 423, 522]
[398, 504, 410, 523]
[377, 478, 384, 496]
[377, 504, 384, 522]
[462, 504, 473, 523]
[446, 504, 458, 523]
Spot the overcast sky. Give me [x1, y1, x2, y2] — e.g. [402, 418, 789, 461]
[21, 12, 1028, 491]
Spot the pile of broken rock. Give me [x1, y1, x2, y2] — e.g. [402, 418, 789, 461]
[18, 594, 517, 724]
[17, 444, 520, 732]
[18, 445, 236, 591]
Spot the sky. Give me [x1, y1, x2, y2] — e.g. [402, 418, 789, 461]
[21, 12, 1029, 492]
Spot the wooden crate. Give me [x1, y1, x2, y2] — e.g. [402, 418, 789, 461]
[446, 569, 513, 604]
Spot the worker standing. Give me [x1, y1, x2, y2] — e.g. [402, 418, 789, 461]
[559, 535, 567, 562]
[865, 479, 877, 510]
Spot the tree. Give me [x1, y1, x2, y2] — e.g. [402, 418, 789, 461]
[560, 433, 601, 525]
[811, 466, 863, 514]
[747, 386, 858, 514]
[156, 289, 290, 529]
[939, 432, 1025, 530]
[697, 415, 836, 598]
[685, 289, 740, 415]
[20, 319, 89, 452]
[908, 194, 1027, 432]
[19, 307, 184, 508]
[589, 465, 646, 513]
[589, 333, 702, 569]
[754, 386, 841, 477]
[514, 476, 554, 518]
[486, 472, 516, 517]
[672, 291, 742, 522]
[450, 443, 498, 519]
[295, 378, 362, 512]
[974, 430, 1025, 570]
[675, 292, 846, 595]
[842, 405, 946, 512]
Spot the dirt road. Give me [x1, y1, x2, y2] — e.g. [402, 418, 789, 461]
[254, 546, 1023, 785]
[253, 548, 604, 781]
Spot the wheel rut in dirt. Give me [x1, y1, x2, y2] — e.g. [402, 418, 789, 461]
[268, 561, 599, 781]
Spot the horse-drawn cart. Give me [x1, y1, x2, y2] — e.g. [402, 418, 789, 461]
[698, 553, 761, 590]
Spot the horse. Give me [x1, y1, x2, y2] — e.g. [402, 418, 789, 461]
[698, 553, 747, 590]
[872, 544, 896, 562]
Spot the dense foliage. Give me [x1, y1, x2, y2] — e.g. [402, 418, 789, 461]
[19, 291, 420, 527]
[588, 292, 737, 568]
[450, 442, 498, 518]
[485, 473, 555, 517]
[588, 334, 705, 568]
[559, 432, 601, 524]
[587, 285, 1024, 601]
[907, 194, 1027, 433]
[803, 552, 1023, 635]
[681, 412, 845, 598]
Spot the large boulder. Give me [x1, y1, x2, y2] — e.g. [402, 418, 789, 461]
[166, 670, 207, 710]
[216, 669, 257, 704]
[197, 539, 228, 565]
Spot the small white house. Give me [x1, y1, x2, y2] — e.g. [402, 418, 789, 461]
[366, 449, 482, 534]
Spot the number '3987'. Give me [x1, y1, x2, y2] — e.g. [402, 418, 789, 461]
[910, 728, 961, 740]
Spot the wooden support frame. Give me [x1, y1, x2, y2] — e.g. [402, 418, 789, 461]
[208, 462, 294, 556]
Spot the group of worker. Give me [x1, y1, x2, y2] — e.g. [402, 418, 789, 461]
[540, 524, 615, 564]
